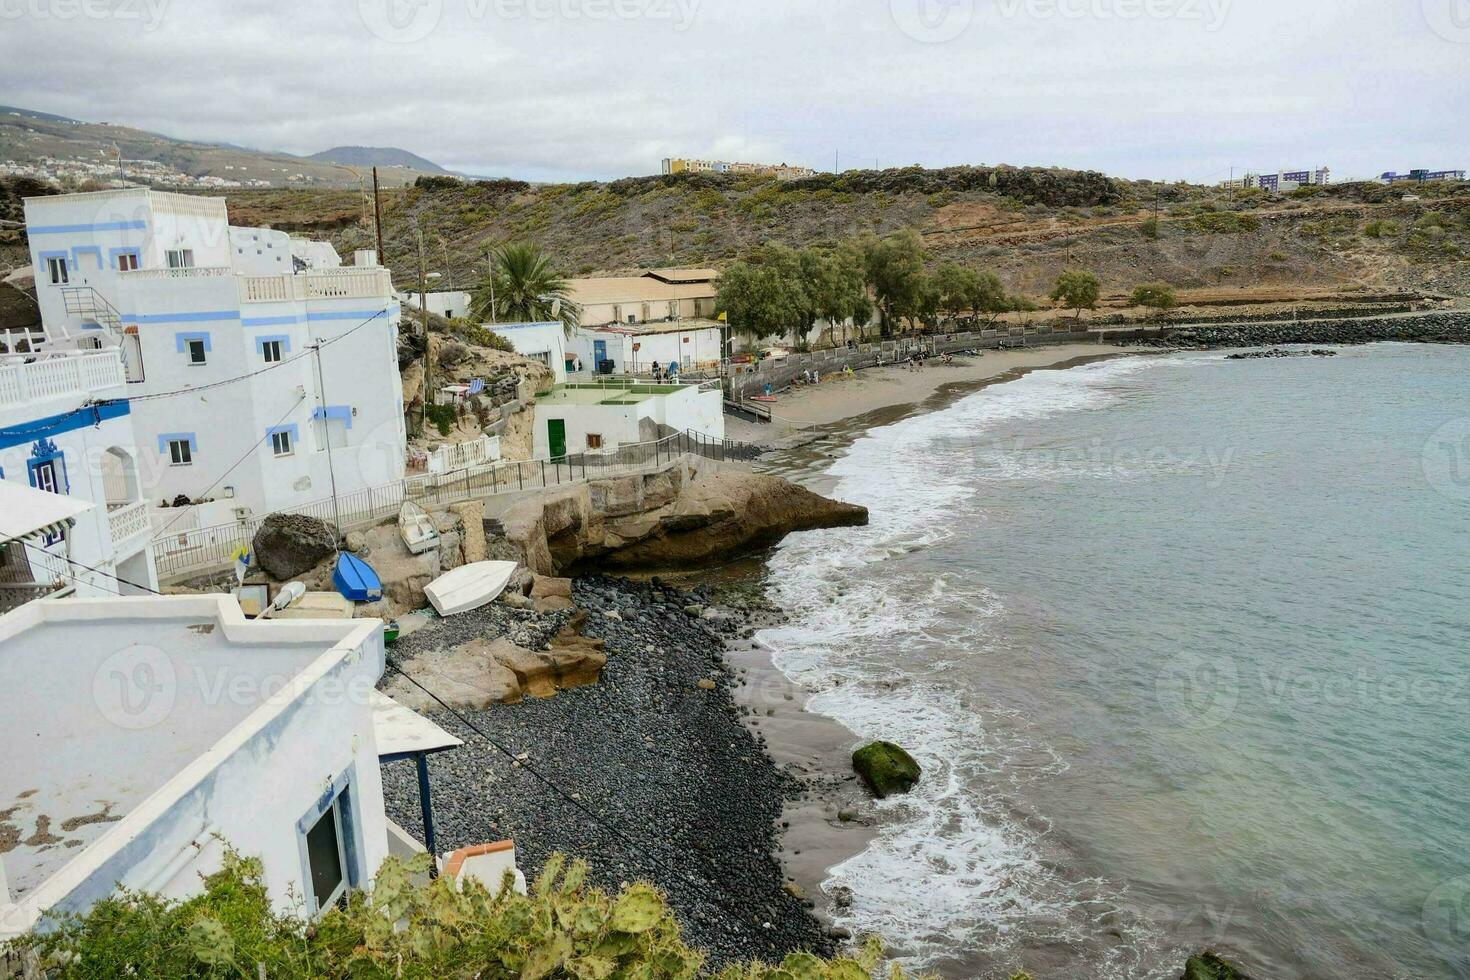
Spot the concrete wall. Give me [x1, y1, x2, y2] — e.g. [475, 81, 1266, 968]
[570, 326, 722, 375]
[490, 322, 567, 383]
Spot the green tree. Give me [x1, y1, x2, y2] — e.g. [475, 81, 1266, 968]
[1130, 281, 1178, 318]
[967, 270, 1010, 324]
[472, 242, 581, 336]
[714, 244, 806, 344]
[800, 244, 868, 346]
[1050, 269, 1101, 320]
[934, 262, 978, 323]
[860, 229, 929, 336]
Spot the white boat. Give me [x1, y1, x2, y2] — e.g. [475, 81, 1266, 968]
[425, 561, 519, 617]
[399, 500, 440, 556]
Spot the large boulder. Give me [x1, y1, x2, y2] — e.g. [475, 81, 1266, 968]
[252, 514, 337, 580]
[852, 741, 922, 798]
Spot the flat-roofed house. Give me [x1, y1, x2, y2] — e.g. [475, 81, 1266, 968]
[565, 269, 722, 376]
[0, 595, 467, 940]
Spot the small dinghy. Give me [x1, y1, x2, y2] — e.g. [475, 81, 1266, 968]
[398, 499, 440, 556]
[333, 552, 383, 602]
[425, 560, 519, 617]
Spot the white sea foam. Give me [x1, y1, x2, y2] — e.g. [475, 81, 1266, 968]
[758, 357, 1166, 967]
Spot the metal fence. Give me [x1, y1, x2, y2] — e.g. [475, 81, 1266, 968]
[151, 429, 749, 581]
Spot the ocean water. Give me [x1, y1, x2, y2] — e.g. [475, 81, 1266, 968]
[759, 345, 1470, 979]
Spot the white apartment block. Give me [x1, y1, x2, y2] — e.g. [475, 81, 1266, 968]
[23, 189, 407, 526]
[1, 346, 158, 611]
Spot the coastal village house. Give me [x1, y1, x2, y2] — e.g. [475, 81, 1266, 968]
[21, 189, 407, 530]
[531, 379, 724, 459]
[0, 344, 158, 610]
[489, 321, 570, 383]
[401, 289, 472, 320]
[0, 594, 477, 942]
[565, 269, 724, 376]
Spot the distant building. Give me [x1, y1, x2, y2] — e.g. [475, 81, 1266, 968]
[661, 158, 816, 181]
[22, 189, 407, 529]
[1379, 169, 1466, 184]
[487, 321, 569, 383]
[563, 269, 723, 376]
[1220, 167, 1331, 192]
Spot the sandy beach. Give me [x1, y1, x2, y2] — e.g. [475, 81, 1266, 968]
[728, 342, 1130, 442]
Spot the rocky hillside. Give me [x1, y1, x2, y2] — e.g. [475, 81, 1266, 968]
[211, 167, 1470, 302]
[3, 167, 1467, 309]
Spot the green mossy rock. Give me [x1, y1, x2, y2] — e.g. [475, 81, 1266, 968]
[1181, 951, 1253, 980]
[851, 741, 921, 798]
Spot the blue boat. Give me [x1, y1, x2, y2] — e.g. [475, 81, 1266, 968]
[332, 552, 382, 602]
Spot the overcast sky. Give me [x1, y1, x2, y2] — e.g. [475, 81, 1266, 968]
[3, 0, 1467, 184]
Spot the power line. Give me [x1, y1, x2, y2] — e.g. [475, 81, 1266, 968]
[18, 539, 162, 598]
[382, 662, 771, 926]
[119, 308, 386, 404]
[149, 393, 308, 541]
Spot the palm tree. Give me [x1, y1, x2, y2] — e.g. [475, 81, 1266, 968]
[472, 242, 581, 336]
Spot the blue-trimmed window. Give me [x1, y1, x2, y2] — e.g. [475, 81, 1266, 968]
[267, 424, 298, 458]
[158, 432, 197, 466]
[255, 335, 291, 363]
[111, 247, 142, 272]
[71, 245, 103, 271]
[175, 332, 211, 365]
[40, 252, 69, 285]
[296, 768, 362, 915]
[28, 438, 69, 545]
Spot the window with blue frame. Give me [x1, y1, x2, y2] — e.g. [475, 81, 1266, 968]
[27, 437, 69, 546]
[297, 772, 361, 915]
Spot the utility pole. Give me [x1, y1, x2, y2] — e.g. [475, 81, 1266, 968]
[485, 245, 497, 324]
[417, 227, 431, 437]
[372, 167, 385, 266]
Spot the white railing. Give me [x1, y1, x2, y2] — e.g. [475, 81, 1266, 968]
[119, 266, 233, 281]
[0, 350, 126, 408]
[427, 435, 501, 474]
[107, 500, 152, 549]
[240, 268, 393, 304]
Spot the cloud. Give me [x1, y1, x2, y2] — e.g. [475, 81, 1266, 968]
[1, 0, 1465, 183]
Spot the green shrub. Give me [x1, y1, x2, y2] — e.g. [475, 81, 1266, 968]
[8, 850, 908, 980]
[1139, 217, 1160, 239]
[1363, 219, 1398, 238]
[1189, 212, 1261, 234]
[425, 403, 457, 436]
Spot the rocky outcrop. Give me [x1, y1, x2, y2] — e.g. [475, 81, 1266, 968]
[499, 464, 868, 575]
[851, 741, 921, 798]
[385, 619, 605, 708]
[252, 514, 337, 580]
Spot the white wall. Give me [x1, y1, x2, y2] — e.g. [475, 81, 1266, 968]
[490, 322, 567, 383]
[570, 326, 722, 375]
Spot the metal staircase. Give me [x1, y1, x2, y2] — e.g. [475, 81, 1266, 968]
[60, 286, 125, 338]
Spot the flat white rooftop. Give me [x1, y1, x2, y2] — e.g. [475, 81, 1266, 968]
[0, 597, 379, 901]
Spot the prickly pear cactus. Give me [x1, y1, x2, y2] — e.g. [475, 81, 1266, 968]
[610, 883, 666, 934]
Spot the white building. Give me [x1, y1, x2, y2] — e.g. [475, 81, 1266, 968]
[532, 380, 724, 459]
[0, 594, 466, 939]
[570, 321, 724, 377]
[22, 189, 406, 526]
[402, 289, 472, 320]
[1, 346, 158, 610]
[489, 321, 569, 383]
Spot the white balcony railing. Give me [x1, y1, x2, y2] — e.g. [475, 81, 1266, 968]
[107, 499, 152, 549]
[241, 267, 393, 304]
[0, 350, 127, 408]
[119, 266, 233, 282]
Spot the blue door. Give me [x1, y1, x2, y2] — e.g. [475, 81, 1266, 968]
[593, 340, 608, 372]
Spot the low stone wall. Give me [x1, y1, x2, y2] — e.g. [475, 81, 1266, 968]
[731, 326, 1094, 400]
[1135, 311, 1470, 349]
